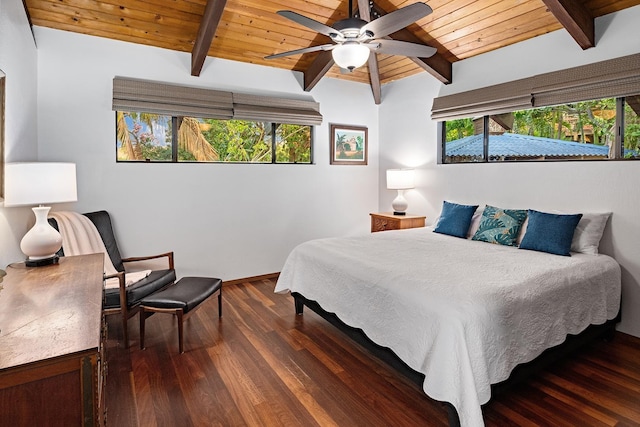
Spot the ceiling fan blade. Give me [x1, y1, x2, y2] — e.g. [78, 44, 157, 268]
[265, 44, 335, 60]
[360, 2, 432, 39]
[368, 39, 436, 58]
[277, 11, 340, 39]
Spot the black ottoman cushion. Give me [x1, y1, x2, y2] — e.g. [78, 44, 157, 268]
[140, 277, 222, 313]
[103, 269, 177, 309]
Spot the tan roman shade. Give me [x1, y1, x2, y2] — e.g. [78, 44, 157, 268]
[431, 53, 640, 121]
[431, 79, 533, 121]
[113, 77, 323, 126]
[232, 93, 323, 126]
[532, 54, 640, 107]
[113, 77, 234, 119]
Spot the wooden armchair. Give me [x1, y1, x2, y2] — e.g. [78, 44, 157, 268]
[51, 211, 176, 347]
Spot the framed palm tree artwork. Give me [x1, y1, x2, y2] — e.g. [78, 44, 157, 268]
[330, 124, 367, 165]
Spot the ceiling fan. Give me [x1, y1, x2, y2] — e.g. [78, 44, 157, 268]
[265, 1, 437, 72]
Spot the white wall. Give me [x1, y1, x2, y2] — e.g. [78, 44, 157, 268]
[379, 5, 640, 337]
[0, 0, 39, 267]
[32, 27, 379, 281]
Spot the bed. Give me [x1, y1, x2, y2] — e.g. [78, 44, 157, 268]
[274, 225, 621, 427]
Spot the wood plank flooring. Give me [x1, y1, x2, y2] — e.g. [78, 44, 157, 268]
[105, 278, 640, 426]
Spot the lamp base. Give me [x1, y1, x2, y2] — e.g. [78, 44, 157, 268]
[20, 206, 63, 263]
[391, 190, 409, 216]
[25, 255, 59, 268]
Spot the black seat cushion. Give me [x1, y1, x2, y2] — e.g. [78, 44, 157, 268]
[140, 277, 222, 313]
[103, 269, 177, 309]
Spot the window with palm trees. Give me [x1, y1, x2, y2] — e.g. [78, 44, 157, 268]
[116, 112, 312, 164]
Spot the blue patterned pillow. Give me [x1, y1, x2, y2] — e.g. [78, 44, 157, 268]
[433, 201, 479, 238]
[519, 210, 583, 256]
[472, 205, 528, 246]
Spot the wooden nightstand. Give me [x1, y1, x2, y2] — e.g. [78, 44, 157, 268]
[370, 212, 426, 233]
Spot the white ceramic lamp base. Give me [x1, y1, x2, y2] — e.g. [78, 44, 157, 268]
[20, 206, 62, 266]
[391, 190, 408, 216]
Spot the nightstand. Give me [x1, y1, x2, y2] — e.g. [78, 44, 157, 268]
[370, 212, 426, 233]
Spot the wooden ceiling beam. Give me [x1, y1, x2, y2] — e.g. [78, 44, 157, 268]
[20, 0, 36, 44]
[367, 56, 382, 104]
[540, 0, 594, 49]
[304, 51, 335, 91]
[371, 4, 452, 84]
[385, 29, 452, 84]
[357, 0, 381, 104]
[627, 95, 640, 117]
[191, 0, 228, 76]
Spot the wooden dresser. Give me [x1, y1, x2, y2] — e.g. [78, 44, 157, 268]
[370, 212, 426, 232]
[0, 254, 106, 426]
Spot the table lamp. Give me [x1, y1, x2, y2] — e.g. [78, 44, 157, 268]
[386, 168, 415, 216]
[4, 162, 77, 266]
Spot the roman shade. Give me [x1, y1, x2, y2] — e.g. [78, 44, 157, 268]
[232, 93, 323, 126]
[113, 77, 234, 119]
[532, 54, 640, 107]
[113, 77, 323, 125]
[431, 53, 640, 121]
[431, 79, 533, 121]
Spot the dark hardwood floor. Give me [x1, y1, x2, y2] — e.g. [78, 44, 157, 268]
[105, 278, 640, 426]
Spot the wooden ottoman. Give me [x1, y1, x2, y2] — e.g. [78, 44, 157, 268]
[139, 276, 222, 353]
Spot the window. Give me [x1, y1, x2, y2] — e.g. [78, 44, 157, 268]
[623, 96, 640, 159]
[112, 77, 322, 164]
[116, 112, 313, 164]
[441, 95, 640, 163]
[433, 53, 640, 163]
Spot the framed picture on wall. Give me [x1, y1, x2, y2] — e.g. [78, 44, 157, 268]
[330, 124, 368, 165]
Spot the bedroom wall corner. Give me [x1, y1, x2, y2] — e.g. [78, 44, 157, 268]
[0, 0, 39, 268]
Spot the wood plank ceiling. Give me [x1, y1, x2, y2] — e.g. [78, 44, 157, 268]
[23, 0, 640, 104]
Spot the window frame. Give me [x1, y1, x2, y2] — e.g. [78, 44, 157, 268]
[438, 96, 639, 164]
[115, 113, 315, 165]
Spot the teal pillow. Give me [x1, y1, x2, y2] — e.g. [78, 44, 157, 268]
[519, 210, 583, 256]
[472, 205, 528, 246]
[433, 201, 479, 238]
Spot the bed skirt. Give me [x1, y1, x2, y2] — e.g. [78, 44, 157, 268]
[292, 292, 621, 427]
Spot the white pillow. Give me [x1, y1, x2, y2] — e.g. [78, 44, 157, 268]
[516, 211, 610, 254]
[516, 216, 528, 246]
[570, 212, 611, 255]
[466, 206, 485, 238]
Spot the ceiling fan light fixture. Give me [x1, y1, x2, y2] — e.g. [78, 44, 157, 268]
[332, 42, 370, 71]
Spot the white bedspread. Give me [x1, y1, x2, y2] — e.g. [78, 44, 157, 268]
[274, 227, 621, 427]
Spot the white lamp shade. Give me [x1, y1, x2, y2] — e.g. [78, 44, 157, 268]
[386, 168, 415, 190]
[332, 42, 370, 70]
[4, 162, 77, 207]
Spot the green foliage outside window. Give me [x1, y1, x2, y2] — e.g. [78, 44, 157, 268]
[199, 119, 271, 163]
[117, 112, 312, 164]
[511, 99, 616, 146]
[275, 124, 311, 163]
[624, 101, 640, 157]
[445, 118, 474, 142]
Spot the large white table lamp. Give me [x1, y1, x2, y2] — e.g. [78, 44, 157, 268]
[4, 162, 77, 267]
